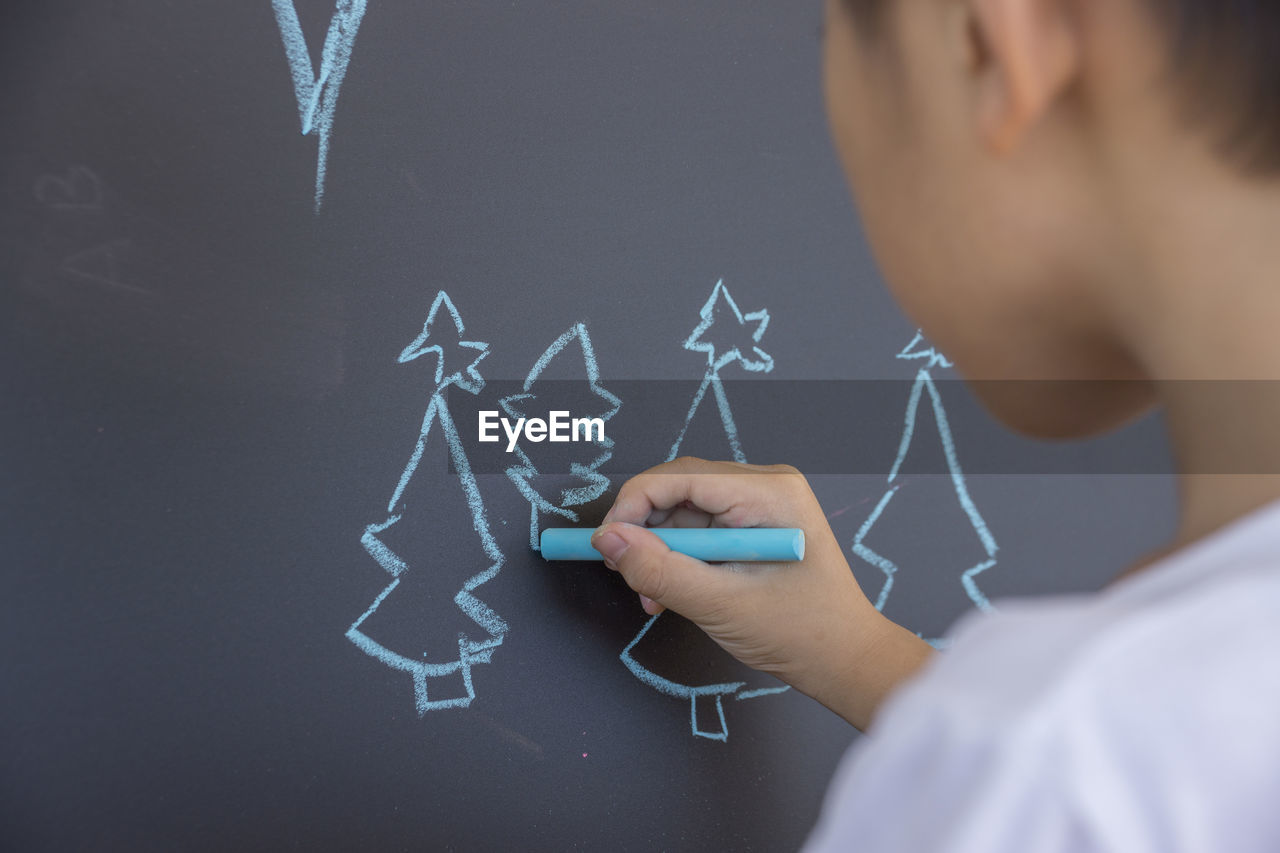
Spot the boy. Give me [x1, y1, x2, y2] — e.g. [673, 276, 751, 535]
[591, 0, 1280, 849]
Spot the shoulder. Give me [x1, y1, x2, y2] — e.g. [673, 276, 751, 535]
[910, 562, 1280, 770]
[929, 559, 1280, 722]
[805, 563, 1280, 852]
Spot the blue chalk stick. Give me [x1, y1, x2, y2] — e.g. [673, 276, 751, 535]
[539, 527, 805, 562]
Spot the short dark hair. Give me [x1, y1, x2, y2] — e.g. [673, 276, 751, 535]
[1152, 0, 1280, 171]
[841, 0, 1280, 172]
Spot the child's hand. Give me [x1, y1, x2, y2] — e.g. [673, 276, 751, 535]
[591, 456, 934, 730]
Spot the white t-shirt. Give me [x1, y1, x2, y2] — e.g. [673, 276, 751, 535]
[804, 500, 1280, 853]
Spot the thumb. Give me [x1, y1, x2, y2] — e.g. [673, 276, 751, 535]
[591, 522, 724, 618]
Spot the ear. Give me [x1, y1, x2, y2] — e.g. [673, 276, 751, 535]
[966, 0, 1081, 155]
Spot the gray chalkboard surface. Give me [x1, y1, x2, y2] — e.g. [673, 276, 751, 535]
[2, 2, 1177, 850]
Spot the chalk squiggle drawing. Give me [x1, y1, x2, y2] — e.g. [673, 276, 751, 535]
[33, 165, 103, 211]
[60, 240, 149, 296]
[347, 291, 507, 713]
[850, 332, 999, 649]
[502, 324, 621, 552]
[622, 280, 788, 742]
[271, 0, 367, 212]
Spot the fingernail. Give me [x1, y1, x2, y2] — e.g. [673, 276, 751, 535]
[639, 594, 658, 614]
[593, 530, 629, 566]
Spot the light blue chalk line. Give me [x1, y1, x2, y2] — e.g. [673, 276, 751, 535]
[387, 394, 438, 515]
[271, 0, 367, 212]
[437, 401, 507, 635]
[620, 614, 747, 742]
[361, 514, 407, 577]
[963, 559, 999, 614]
[886, 366, 928, 484]
[347, 580, 485, 712]
[346, 579, 474, 712]
[694, 697, 729, 742]
[710, 374, 745, 463]
[347, 291, 507, 714]
[500, 323, 621, 551]
[919, 368, 999, 562]
[851, 485, 902, 612]
[508, 474, 581, 551]
[561, 463, 612, 509]
[666, 371, 712, 463]
[897, 331, 953, 369]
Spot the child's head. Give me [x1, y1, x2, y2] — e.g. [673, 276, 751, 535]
[822, 0, 1280, 437]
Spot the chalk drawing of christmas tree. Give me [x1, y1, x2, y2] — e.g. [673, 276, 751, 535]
[347, 291, 508, 713]
[621, 280, 789, 742]
[501, 324, 621, 552]
[850, 332, 999, 649]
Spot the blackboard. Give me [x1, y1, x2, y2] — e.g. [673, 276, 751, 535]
[2, 2, 1178, 849]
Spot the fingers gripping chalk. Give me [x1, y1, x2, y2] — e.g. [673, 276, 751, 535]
[540, 528, 805, 562]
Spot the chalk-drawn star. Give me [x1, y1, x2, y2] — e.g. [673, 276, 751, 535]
[398, 291, 489, 394]
[897, 330, 953, 370]
[684, 280, 773, 373]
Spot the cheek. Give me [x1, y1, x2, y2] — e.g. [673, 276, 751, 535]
[822, 16, 995, 364]
[851, 147, 958, 330]
[824, 52, 955, 324]
[859, 171, 1018, 386]
[823, 12, 896, 206]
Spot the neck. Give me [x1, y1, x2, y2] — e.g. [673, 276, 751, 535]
[1110, 153, 1280, 553]
[1163, 389, 1280, 551]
